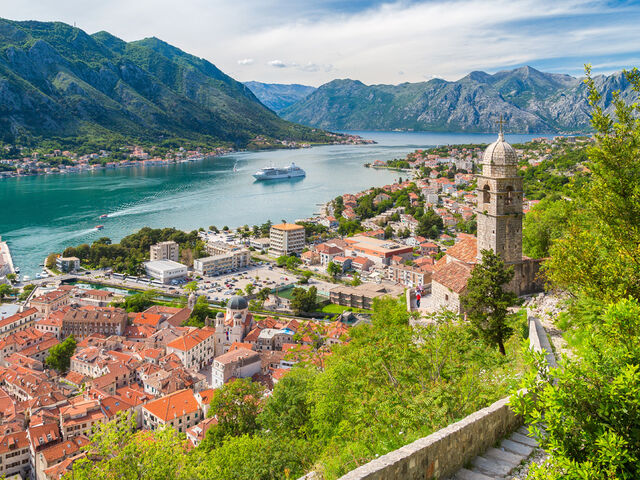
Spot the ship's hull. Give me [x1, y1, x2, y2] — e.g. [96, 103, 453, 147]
[253, 171, 306, 181]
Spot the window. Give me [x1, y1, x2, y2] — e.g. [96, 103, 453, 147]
[505, 186, 514, 206]
[482, 184, 490, 204]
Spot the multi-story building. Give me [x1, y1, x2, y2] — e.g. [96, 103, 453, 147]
[29, 290, 71, 316]
[165, 327, 216, 370]
[61, 307, 127, 339]
[150, 241, 180, 262]
[388, 263, 433, 288]
[329, 283, 404, 310]
[211, 347, 261, 388]
[55, 256, 80, 272]
[193, 249, 250, 276]
[269, 223, 305, 256]
[0, 307, 38, 339]
[0, 431, 30, 479]
[142, 389, 202, 434]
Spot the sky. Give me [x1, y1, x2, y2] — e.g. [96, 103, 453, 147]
[2, 0, 640, 86]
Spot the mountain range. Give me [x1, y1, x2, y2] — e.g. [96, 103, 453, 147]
[277, 67, 637, 133]
[0, 19, 329, 147]
[244, 81, 316, 113]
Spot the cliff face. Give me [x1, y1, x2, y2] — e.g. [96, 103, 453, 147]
[281, 66, 636, 133]
[244, 81, 316, 112]
[0, 19, 324, 146]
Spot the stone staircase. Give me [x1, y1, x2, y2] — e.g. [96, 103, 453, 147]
[449, 426, 539, 480]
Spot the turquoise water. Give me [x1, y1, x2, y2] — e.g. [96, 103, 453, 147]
[1, 131, 550, 277]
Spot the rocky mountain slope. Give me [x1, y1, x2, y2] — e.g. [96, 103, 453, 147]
[244, 81, 315, 112]
[0, 19, 329, 146]
[281, 66, 636, 133]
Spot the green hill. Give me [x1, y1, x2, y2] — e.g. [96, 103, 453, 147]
[0, 19, 331, 147]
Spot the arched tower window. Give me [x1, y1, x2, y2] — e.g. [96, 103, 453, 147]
[482, 184, 490, 205]
[505, 186, 514, 206]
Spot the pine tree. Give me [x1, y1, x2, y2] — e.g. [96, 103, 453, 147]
[461, 249, 517, 355]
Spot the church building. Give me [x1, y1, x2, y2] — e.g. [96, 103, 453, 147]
[430, 125, 544, 313]
[205, 295, 255, 357]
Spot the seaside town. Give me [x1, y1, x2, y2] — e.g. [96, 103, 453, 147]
[0, 132, 591, 479]
[0, 132, 371, 179]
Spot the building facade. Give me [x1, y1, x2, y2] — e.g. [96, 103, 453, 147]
[150, 241, 180, 262]
[269, 223, 305, 256]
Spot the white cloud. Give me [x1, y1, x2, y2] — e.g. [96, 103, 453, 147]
[2, 0, 640, 85]
[268, 59, 291, 68]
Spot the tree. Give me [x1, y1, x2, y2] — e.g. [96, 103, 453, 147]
[257, 287, 271, 307]
[276, 256, 289, 267]
[298, 271, 312, 284]
[416, 208, 444, 238]
[522, 196, 572, 258]
[512, 299, 640, 479]
[207, 378, 264, 438]
[327, 261, 341, 280]
[290, 287, 318, 315]
[461, 249, 517, 355]
[384, 225, 394, 239]
[543, 66, 640, 302]
[122, 290, 157, 313]
[188, 296, 213, 326]
[69, 411, 189, 480]
[45, 253, 58, 269]
[285, 256, 302, 271]
[351, 272, 362, 287]
[0, 284, 16, 301]
[184, 281, 198, 293]
[46, 335, 77, 372]
[244, 283, 255, 295]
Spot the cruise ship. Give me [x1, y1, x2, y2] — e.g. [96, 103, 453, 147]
[253, 162, 306, 181]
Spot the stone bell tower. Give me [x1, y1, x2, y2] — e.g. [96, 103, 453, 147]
[475, 117, 523, 264]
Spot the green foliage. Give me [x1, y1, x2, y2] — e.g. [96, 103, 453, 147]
[416, 208, 444, 238]
[461, 249, 518, 355]
[326, 261, 341, 279]
[522, 196, 572, 258]
[543, 67, 640, 302]
[186, 296, 214, 327]
[0, 283, 17, 301]
[512, 299, 640, 479]
[121, 290, 158, 313]
[207, 378, 264, 439]
[18, 283, 35, 301]
[46, 335, 77, 372]
[63, 227, 200, 274]
[290, 286, 318, 315]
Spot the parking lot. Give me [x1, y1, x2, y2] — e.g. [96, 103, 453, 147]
[192, 264, 301, 304]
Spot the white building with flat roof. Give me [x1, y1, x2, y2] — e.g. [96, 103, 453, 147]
[193, 249, 250, 276]
[144, 260, 187, 284]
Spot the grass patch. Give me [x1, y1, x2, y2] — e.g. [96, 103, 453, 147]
[318, 303, 372, 315]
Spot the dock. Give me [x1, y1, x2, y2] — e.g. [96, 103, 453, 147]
[0, 236, 15, 277]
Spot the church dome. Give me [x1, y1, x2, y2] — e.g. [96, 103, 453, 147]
[227, 295, 248, 310]
[483, 131, 518, 166]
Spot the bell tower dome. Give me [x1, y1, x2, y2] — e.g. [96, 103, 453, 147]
[476, 116, 523, 264]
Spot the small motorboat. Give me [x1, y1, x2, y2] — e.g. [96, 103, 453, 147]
[95, 225, 104, 230]
[99, 214, 108, 219]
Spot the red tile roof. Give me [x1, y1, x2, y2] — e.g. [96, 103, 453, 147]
[432, 262, 472, 294]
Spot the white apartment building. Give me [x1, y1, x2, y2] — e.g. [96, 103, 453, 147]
[150, 241, 180, 262]
[269, 223, 305, 257]
[193, 249, 250, 276]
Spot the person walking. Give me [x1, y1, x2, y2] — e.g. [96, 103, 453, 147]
[416, 291, 421, 308]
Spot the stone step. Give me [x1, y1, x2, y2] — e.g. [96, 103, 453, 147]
[471, 455, 514, 477]
[517, 426, 531, 436]
[453, 467, 496, 480]
[510, 432, 539, 447]
[484, 447, 525, 466]
[500, 439, 534, 457]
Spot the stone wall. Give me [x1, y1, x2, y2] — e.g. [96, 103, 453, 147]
[299, 314, 552, 480]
